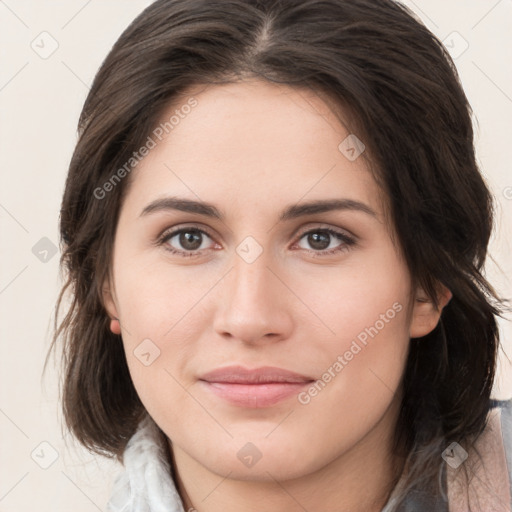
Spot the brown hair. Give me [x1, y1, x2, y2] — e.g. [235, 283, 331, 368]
[46, 0, 508, 508]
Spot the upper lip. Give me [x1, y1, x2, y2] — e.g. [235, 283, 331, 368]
[199, 365, 315, 384]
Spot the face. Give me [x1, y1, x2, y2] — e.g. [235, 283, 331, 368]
[104, 80, 448, 481]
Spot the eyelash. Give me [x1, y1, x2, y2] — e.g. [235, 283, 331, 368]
[156, 224, 357, 258]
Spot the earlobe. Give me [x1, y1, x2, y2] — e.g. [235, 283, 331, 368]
[409, 284, 452, 339]
[110, 318, 122, 335]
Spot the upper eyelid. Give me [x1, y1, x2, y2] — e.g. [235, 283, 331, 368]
[159, 223, 215, 241]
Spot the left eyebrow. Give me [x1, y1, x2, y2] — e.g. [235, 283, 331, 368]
[278, 198, 377, 221]
[139, 196, 377, 221]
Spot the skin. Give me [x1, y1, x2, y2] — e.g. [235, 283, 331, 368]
[103, 80, 452, 512]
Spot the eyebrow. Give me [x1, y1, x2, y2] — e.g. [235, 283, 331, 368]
[140, 196, 377, 221]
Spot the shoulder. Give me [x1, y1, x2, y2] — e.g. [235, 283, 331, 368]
[490, 397, 512, 475]
[447, 398, 512, 512]
[491, 397, 512, 486]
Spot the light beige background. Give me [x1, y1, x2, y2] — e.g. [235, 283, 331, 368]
[0, 1, 511, 510]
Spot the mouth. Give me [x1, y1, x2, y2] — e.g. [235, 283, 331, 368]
[198, 365, 315, 408]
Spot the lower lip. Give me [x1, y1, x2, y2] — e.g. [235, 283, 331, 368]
[199, 380, 312, 408]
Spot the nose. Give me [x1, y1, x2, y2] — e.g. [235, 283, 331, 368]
[212, 251, 294, 346]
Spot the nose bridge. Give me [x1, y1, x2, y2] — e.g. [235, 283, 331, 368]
[231, 248, 274, 303]
[213, 244, 292, 343]
[228, 231, 277, 302]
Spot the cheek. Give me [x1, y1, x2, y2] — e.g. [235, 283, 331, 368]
[291, 268, 410, 462]
[291, 246, 411, 409]
[112, 259, 217, 409]
[113, 254, 212, 338]
[289, 246, 411, 349]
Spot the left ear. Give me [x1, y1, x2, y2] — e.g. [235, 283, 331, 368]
[409, 282, 452, 339]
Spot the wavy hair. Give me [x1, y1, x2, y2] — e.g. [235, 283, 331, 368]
[46, 0, 508, 509]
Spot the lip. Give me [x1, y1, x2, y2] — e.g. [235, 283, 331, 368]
[199, 365, 314, 384]
[198, 365, 315, 408]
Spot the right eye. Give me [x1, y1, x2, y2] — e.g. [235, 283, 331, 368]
[159, 226, 218, 257]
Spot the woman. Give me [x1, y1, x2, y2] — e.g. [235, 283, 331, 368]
[48, 0, 512, 510]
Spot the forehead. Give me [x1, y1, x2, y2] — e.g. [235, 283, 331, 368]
[124, 80, 385, 222]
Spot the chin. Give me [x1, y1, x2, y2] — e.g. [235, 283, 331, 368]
[190, 436, 318, 482]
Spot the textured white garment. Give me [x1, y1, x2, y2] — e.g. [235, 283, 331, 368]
[106, 400, 512, 512]
[106, 414, 185, 512]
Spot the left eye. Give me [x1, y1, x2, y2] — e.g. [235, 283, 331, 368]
[295, 228, 355, 254]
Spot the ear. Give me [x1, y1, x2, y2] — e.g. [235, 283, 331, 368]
[102, 277, 122, 335]
[102, 276, 119, 323]
[409, 282, 452, 339]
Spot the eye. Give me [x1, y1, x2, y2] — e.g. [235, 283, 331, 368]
[293, 228, 356, 256]
[159, 226, 217, 257]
